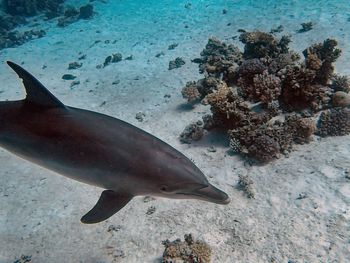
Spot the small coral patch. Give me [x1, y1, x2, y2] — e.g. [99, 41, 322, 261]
[162, 234, 211, 263]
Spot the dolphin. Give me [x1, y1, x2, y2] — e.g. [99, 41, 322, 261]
[0, 61, 230, 224]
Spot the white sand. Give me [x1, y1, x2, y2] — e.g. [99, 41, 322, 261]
[0, 0, 349, 262]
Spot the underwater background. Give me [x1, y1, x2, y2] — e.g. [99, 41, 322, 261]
[0, 0, 349, 262]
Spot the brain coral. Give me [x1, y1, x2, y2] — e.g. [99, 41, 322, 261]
[181, 81, 201, 103]
[253, 71, 282, 103]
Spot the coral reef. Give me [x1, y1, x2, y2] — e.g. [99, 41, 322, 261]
[194, 37, 242, 82]
[286, 115, 316, 144]
[282, 68, 333, 111]
[0, 1, 93, 50]
[180, 121, 204, 143]
[332, 91, 350, 108]
[239, 31, 291, 59]
[204, 84, 252, 129]
[180, 30, 349, 163]
[168, 43, 178, 50]
[227, 115, 311, 161]
[238, 174, 255, 198]
[331, 74, 350, 92]
[169, 57, 186, 70]
[181, 81, 201, 103]
[270, 25, 284, 34]
[0, 7, 46, 49]
[181, 76, 237, 104]
[202, 114, 216, 130]
[68, 62, 82, 70]
[196, 77, 227, 98]
[302, 39, 341, 85]
[78, 4, 93, 19]
[317, 108, 350, 137]
[0, 27, 46, 49]
[3, 0, 64, 17]
[247, 135, 280, 162]
[162, 234, 211, 263]
[103, 53, 123, 67]
[13, 255, 32, 263]
[298, 22, 314, 33]
[57, 4, 94, 27]
[0, 13, 26, 32]
[252, 71, 282, 103]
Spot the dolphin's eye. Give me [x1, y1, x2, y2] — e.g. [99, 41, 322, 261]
[160, 185, 169, 192]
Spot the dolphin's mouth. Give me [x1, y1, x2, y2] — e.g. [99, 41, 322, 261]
[178, 184, 230, 205]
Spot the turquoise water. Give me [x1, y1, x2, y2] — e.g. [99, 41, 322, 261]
[0, 1, 350, 262]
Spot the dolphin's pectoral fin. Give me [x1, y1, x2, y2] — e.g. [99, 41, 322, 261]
[81, 190, 133, 224]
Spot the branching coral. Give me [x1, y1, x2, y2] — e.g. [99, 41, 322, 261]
[279, 65, 315, 110]
[317, 108, 350, 137]
[238, 58, 267, 77]
[266, 100, 281, 117]
[239, 31, 291, 59]
[227, 113, 317, 162]
[181, 81, 201, 103]
[229, 137, 242, 153]
[180, 30, 349, 163]
[268, 53, 300, 74]
[202, 114, 216, 130]
[253, 71, 282, 103]
[236, 58, 268, 101]
[180, 121, 204, 143]
[285, 115, 316, 144]
[197, 77, 226, 98]
[331, 74, 350, 93]
[162, 234, 211, 263]
[305, 53, 322, 70]
[196, 37, 242, 82]
[247, 135, 280, 163]
[303, 39, 342, 85]
[279, 65, 332, 111]
[228, 120, 293, 161]
[204, 84, 252, 129]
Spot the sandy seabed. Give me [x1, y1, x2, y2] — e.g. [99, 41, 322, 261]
[0, 0, 349, 262]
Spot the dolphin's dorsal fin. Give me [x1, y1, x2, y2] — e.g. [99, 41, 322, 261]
[81, 190, 133, 224]
[7, 61, 66, 109]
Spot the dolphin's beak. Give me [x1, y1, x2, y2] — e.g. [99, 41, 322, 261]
[193, 183, 230, 204]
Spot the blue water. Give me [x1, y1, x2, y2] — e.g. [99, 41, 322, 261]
[0, 1, 350, 262]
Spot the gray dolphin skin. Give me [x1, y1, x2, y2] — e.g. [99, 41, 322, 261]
[0, 61, 230, 224]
